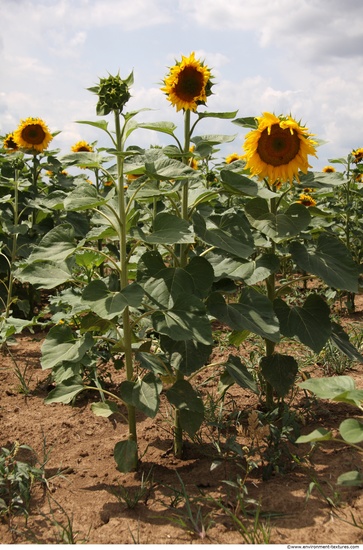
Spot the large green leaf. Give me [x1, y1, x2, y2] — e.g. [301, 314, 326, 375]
[44, 377, 84, 404]
[41, 325, 94, 369]
[91, 401, 119, 418]
[220, 170, 259, 197]
[296, 428, 333, 444]
[160, 336, 212, 375]
[119, 373, 162, 418]
[206, 252, 279, 284]
[143, 268, 195, 309]
[299, 375, 356, 400]
[82, 280, 144, 320]
[207, 289, 280, 342]
[145, 155, 196, 180]
[245, 198, 311, 241]
[184, 256, 214, 298]
[260, 353, 298, 397]
[60, 151, 108, 169]
[132, 212, 194, 245]
[16, 258, 74, 289]
[193, 210, 254, 259]
[289, 234, 359, 293]
[64, 182, 106, 211]
[225, 355, 258, 394]
[114, 439, 138, 473]
[151, 295, 213, 344]
[274, 294, 331, 353]
[28, 224, 79, 262]
[339, 418, 363, 444]
[137, 121, 177, 137]
[165, 380, 204, 437]
[135, 351, 169, 376]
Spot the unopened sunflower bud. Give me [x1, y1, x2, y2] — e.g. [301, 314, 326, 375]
[88, 71, 133, 116]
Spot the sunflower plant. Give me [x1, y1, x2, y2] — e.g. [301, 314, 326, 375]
[11, 60, 363, 476]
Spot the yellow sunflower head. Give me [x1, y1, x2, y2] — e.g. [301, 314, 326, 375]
[352, 148, 363, 164]
[355, 172, 363, 183]
[161, 52, 213, 112]
[225, 153, 243, 164]
[322, 165, 336, 173]
[3, 133, 19, 152]
[71, 140, 94, 153]
[242, 112, 318, 185]
[13, 117, 53, 153]
[296, 193, 316, 207]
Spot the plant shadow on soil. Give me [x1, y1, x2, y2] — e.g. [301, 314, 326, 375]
[1, 304, 363, 544]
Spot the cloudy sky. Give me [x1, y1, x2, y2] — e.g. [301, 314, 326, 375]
[1, 0, 363, 169]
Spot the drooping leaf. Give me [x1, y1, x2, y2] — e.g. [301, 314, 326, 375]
[299, 375, 356, 400]
[207, 289, 280, 342]
[260, 353, 298, 397]
[225, 355, 258, 394]
[119, 372, 162, 418]
[91, 400, 119, 417]
[41, 325, 94, 370]
[166, 380, 204, 437]
[114, 439, 138, 473]
[160, 336, 212, 375]
[330, 322, 363, 362]
[193, 210, 254, 259]
[82, 280, 144, 320]
[245, 198, 311, 241]
[274, 294, 331, 353]
[44, 377, 84, 404]
[289, 234, 359, 293]
[296, 428, 333, 444]
[28, 224, 80, 262]
[131, 212, 194, 245]
[15, 258, 74, 289]
[184, 256, 215, 298]
[64, 182, 106, 211]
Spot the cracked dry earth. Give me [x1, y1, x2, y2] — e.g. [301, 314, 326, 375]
[0, 301, 363, 544]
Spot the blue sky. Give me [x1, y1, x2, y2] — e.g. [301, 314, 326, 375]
[1, 0, 363, 169]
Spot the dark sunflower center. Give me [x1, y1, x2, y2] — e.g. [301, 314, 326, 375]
[174, 66, 204, 101]
[257, 124, 300, 166]
[77, 146, 91, 152]
[21, 124, 46, 145]
[6, 137, 17, 149]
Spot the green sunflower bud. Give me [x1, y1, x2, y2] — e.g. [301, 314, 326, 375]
[88, 71, 133, 116]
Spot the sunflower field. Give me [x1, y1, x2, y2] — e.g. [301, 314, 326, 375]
[1, 53, 363, 544]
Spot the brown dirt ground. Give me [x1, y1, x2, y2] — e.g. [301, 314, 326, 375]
[1, 297, 363, 544]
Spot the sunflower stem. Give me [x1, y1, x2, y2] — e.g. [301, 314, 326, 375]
[114, 110, 137, 447]
[173, 109, 193, 459]
[264, 196, 277, 410]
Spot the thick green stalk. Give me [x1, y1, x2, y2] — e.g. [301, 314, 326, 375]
[174, 109, 192, 458]
[114, 110, 137, 444]
[264, 196, 277, 410]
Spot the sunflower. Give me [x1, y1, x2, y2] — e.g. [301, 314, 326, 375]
[3, 133, 19, 152]
[71, 140, 94, 153]
[322, 165, 336, 173]
[225, 153, 243, 164]
[161, 52, 212, 112]
[243, 112, 317, 185]
[352, 148, 363, 163]
[13, 117, 53, 153]
[296, 193, 316, 207]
